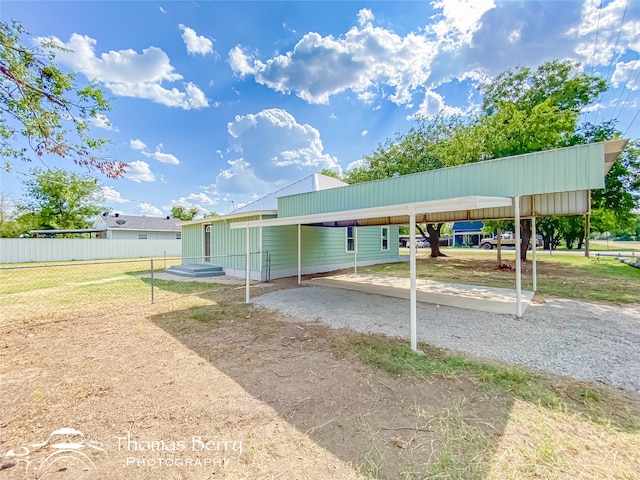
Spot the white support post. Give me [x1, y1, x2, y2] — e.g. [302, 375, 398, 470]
[531, 216, 537, 292]
[514, 196, 522, 317]
[409, 213, 417, 352]
[354, 226, 358, 274]
[297, 223, 301, 285]
[259, 226, 263, 282]
[245, 227, 250, 303]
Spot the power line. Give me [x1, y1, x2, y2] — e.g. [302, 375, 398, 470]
[589, 0, 604, 77]
[611, 51, 640, 121]
[594, 0, 629, 124]
[615, 64, 640, 121]
[623, 108, 640, 137]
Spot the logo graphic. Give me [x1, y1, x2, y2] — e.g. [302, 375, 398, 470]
[3, 428, 106, 478]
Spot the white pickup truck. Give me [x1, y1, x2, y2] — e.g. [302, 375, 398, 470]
[479, 232, 542, 250]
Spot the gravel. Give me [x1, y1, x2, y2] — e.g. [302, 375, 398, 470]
[253, 286, 640, 392]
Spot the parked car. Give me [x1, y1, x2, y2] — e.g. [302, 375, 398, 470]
[479, 233, 543, 250]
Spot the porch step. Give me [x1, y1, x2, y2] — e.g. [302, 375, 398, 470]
[165, 264, 225, 278]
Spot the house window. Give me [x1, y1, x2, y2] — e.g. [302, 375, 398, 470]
[138, 233, 147, 240]
[381, 227, 389, 251]
[176, 233, 181, 240]
[346, 226, 356, 253]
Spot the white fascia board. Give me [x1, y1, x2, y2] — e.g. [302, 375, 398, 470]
[230, 195, 512, 229]
[179, 210, 278, 227]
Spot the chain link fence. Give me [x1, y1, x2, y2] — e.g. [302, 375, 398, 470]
[0, 253, 265, 328]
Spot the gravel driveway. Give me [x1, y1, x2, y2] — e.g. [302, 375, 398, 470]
[253, 286, 640, 392]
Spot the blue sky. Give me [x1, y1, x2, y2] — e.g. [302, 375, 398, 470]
[2, 0, 640, 216]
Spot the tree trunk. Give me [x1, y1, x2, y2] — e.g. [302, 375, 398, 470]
[519, 219, 531, 262]
[426, 223, 446, 257]
[496, 227, 502, 266]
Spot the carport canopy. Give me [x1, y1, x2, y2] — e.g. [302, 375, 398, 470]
[230, 140, 628, 352]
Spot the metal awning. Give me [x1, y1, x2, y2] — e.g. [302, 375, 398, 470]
[229, 195, 513, 229]
[226, 140, 628, 354]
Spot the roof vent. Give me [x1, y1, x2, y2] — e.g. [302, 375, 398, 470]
[102, 212, 108, 216]
[166, 216, 170, 220]
[115, 219, 126, 225]
[115, 213, 120, 217]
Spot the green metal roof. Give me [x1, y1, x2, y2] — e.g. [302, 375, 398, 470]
[276, 140, 626, 219]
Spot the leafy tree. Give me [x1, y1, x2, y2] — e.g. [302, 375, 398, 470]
[477, 60, 608, 260]
[347, 60, 609, 259]
[346, 118, 452, 256]
[320, 168, 342, 180]
[480, 60, 606, 116]
[18, 168, 104, 232]
[0, 211, 37, 237]
[171, 205, 198, 221]
[562, 216, 585, 249]
[0, 20, 125, 177]
[536, 217, 564, 251]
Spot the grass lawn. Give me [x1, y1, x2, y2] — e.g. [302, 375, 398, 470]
[361, 248, 640, 304]
[0, 258, 225, 326]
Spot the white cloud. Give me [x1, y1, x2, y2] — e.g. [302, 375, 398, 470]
[130, 139, 147, 151]
[227, 3, 498, 110]
[159, 6, 167, 14]
[612, 59, 640, 91]
[361, 130, 368, 137]
[568, 0, 637, 67]
[101, 186, 128, 203]
[346, 158, 366, 171]
[430, 0, 496, 50]
[414, 90, 465, 119]
[139, 203, 163, 216]
[329, 113, 337, 119]
[131, 140, 181, 164]
[90, 113, 117, 131]
[148, 151, 180, 165]
[124, 161, 156, 183]
[42, 33, 209, 110]
[172, 193, 217, 213]
[229, 22, 435, 105]
[214, 108, 340, 197]
[507, 29, 521, 44]
[179, 24, 214, 56]
[228, 45, 256, 77]
[357, 8, 374, 27]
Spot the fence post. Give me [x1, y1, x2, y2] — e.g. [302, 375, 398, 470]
[151, 258, 155, 304]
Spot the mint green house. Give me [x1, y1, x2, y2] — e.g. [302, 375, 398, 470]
[179, 173, 403, 280]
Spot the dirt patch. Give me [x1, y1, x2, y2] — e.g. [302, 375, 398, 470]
[1, 279, 639, 479]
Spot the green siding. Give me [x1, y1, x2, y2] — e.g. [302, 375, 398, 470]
[183, 218, 399, 277]
[262, 225, 400, 271]
[277, 143, 606, 217]
[182, 216, 262, 270]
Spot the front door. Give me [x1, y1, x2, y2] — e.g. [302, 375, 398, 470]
[204, 225, 211, 262]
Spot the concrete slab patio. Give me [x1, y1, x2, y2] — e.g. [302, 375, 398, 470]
[304, 273, 535, 315]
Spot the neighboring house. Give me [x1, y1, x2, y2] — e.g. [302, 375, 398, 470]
[180, 173, 403, 280]
[452, 221, 486, 247]
[92, 213, 182, 240]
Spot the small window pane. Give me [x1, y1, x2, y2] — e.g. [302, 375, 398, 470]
[381, 227, 389, 251]
[346, 226, 355, 252]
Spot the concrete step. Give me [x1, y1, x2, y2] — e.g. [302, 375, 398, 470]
[165, 264, 225, 277]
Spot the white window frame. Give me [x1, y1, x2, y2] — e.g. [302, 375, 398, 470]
[176, 232, 181, 240]
[346, 226, 356, 253]
[381, 226, 389, 251]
